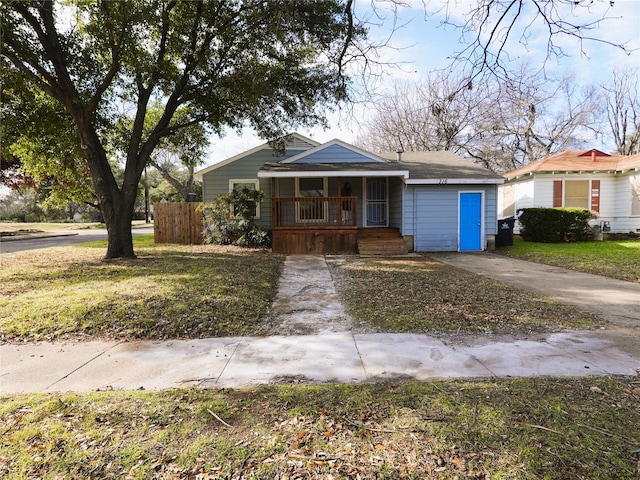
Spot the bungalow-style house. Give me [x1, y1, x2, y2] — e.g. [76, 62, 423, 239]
[499, 149, 640, 233]
[196, 133, 504, 254]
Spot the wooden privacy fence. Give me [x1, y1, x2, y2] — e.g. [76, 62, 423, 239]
[153, 202, 204, 244]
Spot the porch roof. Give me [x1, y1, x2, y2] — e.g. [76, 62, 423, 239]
[257, 162, 409, 179]
[258, 152, 504, 185]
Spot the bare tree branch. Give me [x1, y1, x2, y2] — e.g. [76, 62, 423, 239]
[602, 67, 640, 155]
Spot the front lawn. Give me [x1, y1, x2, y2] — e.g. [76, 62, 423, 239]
[1, 239, 604, 342]
[0, 236, 284, 342]
[2, 377, 638, 479]
[328, 257, 602, 336]
[497, 238, 640, 283]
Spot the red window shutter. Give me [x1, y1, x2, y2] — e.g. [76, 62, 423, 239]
[553, 180, 563, 207]
[591, 180, 600, 213]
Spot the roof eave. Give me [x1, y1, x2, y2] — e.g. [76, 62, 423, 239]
[258, 169, 410, 179]
[405, 178, 504, 185]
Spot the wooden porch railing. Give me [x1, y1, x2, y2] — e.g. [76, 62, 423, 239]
[272, 197, 357, 228]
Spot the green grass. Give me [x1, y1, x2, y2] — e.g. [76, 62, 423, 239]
[80, 232, 157, 249]
[497, 238, 640, 283]
[1, 237, 605, 342]
[0, 236, 283, 342]
[1, 234, 638, 478]
[1, 377, 638, 479]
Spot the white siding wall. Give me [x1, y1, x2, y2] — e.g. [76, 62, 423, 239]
[610, 173, 640, 232]
[507, 172, 640, 233]
[531, 177, 553, 207]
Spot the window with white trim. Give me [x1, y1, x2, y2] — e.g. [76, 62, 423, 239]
[229, 179, 260, 219]
[632, 176, 640, 216]
[564, 180, 589, 209]
[502, 184, 515, 217]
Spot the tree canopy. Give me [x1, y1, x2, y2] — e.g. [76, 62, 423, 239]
[1, 0, 365, 258]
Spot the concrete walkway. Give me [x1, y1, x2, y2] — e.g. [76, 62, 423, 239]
[261, 255, 359, 335]
[1, 254, 639, 394]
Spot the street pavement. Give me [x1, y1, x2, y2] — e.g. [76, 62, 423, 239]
[0, 225, 154, 254]
[1, 251, 639, 394]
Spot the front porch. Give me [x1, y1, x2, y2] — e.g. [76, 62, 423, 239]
[271, 197, 408, 255]
[271, 196, 358, 254]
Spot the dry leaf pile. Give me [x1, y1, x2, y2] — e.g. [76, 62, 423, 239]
[329, 257, 602, 335]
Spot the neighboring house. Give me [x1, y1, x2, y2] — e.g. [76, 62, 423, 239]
[499, 149, 640, 233]
[196, 133, 504, 254]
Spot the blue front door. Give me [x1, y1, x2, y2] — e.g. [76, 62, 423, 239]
[459, 192, 482, 251]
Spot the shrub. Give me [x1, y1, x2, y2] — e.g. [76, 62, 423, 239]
[518, 207, 595, 243]
[199, 187, 270, 247]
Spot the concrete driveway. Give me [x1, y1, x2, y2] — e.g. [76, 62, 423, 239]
[430, 252, 640, 328]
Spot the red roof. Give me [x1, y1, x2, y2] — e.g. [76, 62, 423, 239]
[504, 149, 640, 179]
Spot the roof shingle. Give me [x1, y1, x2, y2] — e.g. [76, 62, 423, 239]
[504, 149, 640, 179]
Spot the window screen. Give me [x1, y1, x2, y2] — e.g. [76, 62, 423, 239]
[564, 180, 589, 209]
[632, 176, 640, 216]
[229, 179, 259, 218]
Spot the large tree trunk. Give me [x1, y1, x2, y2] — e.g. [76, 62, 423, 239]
[102, 183, 138, 259]
[105, 209, 136, 258]
[78, 123, 142, 259]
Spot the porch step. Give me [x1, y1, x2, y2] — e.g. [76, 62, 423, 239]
[357, 228, 408, 256]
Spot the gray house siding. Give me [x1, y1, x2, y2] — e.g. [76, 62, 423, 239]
[198, 138, 501, 252]
[414, 187, 459, 252]
[389, 176, 403, 230]
[291, 144, 380, 163]
[484, 187, 498, 236]
[410, 185, 498, 252]
[201, 149, 305, 228]
[402, 188, 416, 237]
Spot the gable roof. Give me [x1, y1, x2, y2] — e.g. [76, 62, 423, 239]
[280, 139, 387, 164]
[194, 132, 319, 178]
[503, 149, 640, 180]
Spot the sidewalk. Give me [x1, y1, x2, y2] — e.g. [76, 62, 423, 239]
[2, 330, 639, 394]
[2, 254, 639, 395]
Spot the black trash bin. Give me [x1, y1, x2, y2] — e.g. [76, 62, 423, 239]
[496, 216, 516, 247]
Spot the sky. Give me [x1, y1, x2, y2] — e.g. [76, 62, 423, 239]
[201, 0, 640, 168]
